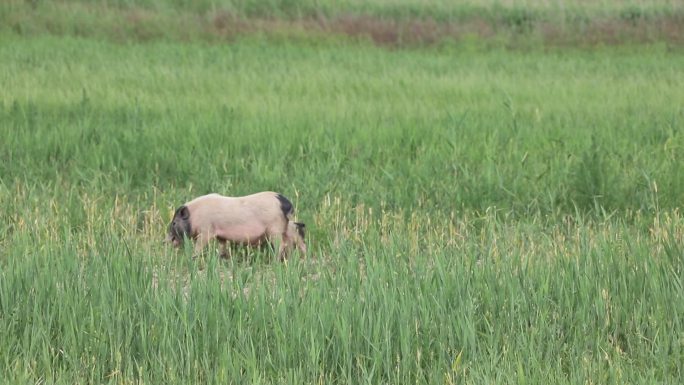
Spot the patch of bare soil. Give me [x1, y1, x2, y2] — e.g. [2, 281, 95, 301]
[201, 12, 684, 47]
[6, 2, 684, 47]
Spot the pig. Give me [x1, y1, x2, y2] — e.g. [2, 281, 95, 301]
[166, 192, 307, 260]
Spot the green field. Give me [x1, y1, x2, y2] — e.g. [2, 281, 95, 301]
[1, 1, 684, 383]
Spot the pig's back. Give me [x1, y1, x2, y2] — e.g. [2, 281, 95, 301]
[187, 192, 281, 228]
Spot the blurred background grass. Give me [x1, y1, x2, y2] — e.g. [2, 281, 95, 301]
[1, 1, 684, 383]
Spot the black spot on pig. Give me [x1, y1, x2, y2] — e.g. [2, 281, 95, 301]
[276, 194, 293, 219]
[294, 222, 305, 239]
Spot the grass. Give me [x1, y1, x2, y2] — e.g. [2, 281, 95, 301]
[1, 8, 684, 384]
[2, 37, 683, 213]
[8, 0, 683, 19]
[2, 186, 683, 383]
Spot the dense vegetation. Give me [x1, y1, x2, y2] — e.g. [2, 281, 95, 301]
[1, 1, 683, 383]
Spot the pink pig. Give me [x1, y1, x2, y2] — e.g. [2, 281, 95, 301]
[165, 192, 306, 260]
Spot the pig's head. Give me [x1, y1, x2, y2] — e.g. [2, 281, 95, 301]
[165, 205, 191, 247]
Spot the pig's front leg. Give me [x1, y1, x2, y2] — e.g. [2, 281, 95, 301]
[276, 234, 290, 261]
[193, 232, 212, 257]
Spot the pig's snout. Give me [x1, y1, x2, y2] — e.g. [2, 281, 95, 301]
[164, 234, 181, 247]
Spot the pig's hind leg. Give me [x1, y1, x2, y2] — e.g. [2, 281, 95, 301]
[218, 238, 232, 259]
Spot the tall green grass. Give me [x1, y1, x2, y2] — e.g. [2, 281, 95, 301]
[2, 37, 683, 213]
[2, 186, 683, 383]
[1, 35, 683, 383]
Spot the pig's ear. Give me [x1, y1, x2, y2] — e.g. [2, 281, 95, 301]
[179, 206, 190, 220]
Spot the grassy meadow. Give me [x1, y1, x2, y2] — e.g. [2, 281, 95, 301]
[1, 1, 684, 383]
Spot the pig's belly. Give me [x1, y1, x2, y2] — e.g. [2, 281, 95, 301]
[215, 223, 267, 245]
